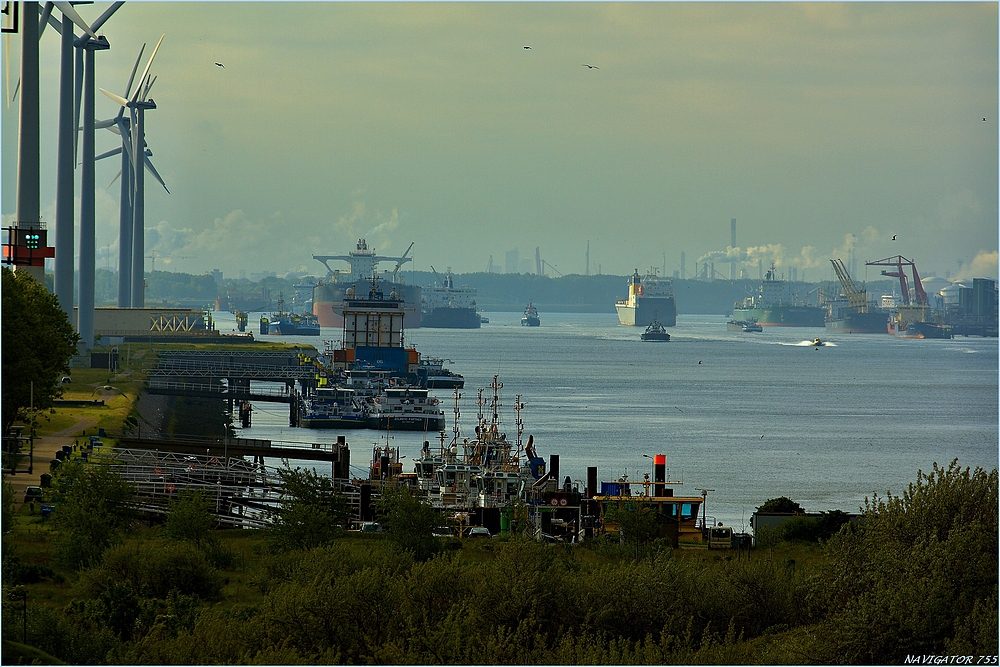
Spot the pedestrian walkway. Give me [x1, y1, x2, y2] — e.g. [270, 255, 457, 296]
[4, 418, 96, 506]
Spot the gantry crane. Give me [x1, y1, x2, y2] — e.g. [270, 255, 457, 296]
[830, 259, 869, 311]
[865, 255, 927, 306]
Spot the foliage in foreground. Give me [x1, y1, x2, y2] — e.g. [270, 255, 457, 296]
[1, 267, 80, 435]
[0, 459, 995, 665]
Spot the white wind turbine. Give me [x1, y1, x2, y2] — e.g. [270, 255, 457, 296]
[101, 34, 164, 308]
[39, 1, 120, 321]
[94, 43, 168, 307]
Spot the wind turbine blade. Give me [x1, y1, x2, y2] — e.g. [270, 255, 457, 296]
[142, 75, 157, 100]
[40, 3, 62, 37]
[88, 1, 124, 33]
[106, 170, 121, 190]
[74, 47, 83, 162]
[96, 146, 122, 161]
[94, 117, 117, 129]
[131, 34, 164, 102]
[38, 3, 54, 38]
[122, 44, 144, 111]
[145, 159, 170, 194]
[115, 117, 134, 164]
[12, 77, 19, 102]
[100, 87, 129, 107]
[52, 2, 98, 39]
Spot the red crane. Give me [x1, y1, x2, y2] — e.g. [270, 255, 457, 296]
[865, 255, 928, 306]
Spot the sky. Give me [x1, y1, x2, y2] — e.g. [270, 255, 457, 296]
[2, 1, 998, 282]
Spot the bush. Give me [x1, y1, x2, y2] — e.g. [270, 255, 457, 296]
[79, 540, 223, 601]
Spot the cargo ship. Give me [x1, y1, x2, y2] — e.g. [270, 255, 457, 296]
[616, 269, 676, 327]
[732, 264, 824, 327]
[421, 268, 481, 329]
[824, 297, 889, 334]
[312, 239, 422, 328]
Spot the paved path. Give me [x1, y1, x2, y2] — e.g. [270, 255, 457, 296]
[4, 418, 96, 505]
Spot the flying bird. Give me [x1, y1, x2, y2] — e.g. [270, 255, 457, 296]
[892, 234, 897, 241]
[215, 62, 225, 68]
[582, 63, 599, 69]
[523, 46, 531, 50]
[760, 434, 765, 440]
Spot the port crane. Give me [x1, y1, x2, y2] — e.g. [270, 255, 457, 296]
[866, 255, 927, 306]
[830, 258, 870, 312]
[392, 242, 414, 282]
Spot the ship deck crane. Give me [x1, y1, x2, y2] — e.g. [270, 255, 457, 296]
[866, 255, 927, 306]
[830, 258, 869, 311]
[392, 242, 414, 282]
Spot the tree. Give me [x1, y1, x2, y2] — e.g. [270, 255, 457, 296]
[605, 501, 658, 559]
[266, 463, 349, 551]
[817, 460, 999, 662]
[756, 496, 804, 514]
[376, 485, 444, 560]
[165, 490, 214, 547]
[51, 461, 136, 569]
[1, 268, 80, 435]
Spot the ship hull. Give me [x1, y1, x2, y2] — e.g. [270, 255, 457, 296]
[421, 306, 481, 329]
[313, 282, 422, 328]
[732, 306, 824, 327]
[268, 322, 320, 336]
[825, 310, 889, 334]
[300, 415, 368, 429]
[616, 297, 677, 327]
[891, 321, 953, 339]
[368, 415, 446, 431]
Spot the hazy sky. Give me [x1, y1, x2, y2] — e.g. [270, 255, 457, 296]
[3, 2, 997, 281]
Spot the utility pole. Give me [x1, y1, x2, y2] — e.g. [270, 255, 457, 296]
[695, 488, 715, 532]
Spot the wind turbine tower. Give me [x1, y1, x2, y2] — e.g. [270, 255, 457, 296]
[14, 2, 42, 282]
[730, 218, 737, 281]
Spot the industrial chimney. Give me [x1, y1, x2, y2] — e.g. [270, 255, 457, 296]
[731, 218, 737, 281]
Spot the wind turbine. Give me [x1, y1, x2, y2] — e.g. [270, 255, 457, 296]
[101, 34, 164, 308]
[41, 1, 122, 321]
[95, 43, 170, 307]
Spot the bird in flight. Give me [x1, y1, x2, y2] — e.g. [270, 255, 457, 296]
[892, 234, 897, 241]
[582, 63, 599, 69]
[523, 46, 531, 50]
[215, 62, 225, 68]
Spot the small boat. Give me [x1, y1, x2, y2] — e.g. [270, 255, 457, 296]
[727, 318, 762, 332]
[641, 320, 671, 341]
[521, 302, 540, 327]
[480, 314, 490, 324]
[368, 386, 447, 431]
[419, 357, 465, 389]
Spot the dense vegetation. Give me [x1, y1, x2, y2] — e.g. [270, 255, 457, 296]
[1, 268, 80, 436]
[2, 459, 995, 664]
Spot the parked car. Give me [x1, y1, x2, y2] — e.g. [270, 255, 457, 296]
[465, 526, 491, 539]
[360, 522, 384, 533]
[23, 486, 43, 503]
[60, 376, 71, 383]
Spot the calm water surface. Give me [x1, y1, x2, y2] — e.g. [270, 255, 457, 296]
[220, 311, 998, 530]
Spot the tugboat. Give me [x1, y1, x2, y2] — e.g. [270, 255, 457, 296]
[640, 319, 671, 341]
[521, 302, 540, 326]
[367, 386, 446, 431]
[418, 357, 465, 389]
[727, 317, 763, 332]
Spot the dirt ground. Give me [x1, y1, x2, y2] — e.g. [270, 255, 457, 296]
[3, 417, 97, 507]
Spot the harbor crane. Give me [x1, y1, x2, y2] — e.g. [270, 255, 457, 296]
[866, 255, 927, 306]
[392, 242, 414, 282]
[830, 258, 870, 312]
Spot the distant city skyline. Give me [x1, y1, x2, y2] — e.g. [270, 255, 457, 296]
[3, 2, 997, 282]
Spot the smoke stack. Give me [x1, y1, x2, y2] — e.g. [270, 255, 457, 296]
[587, 466, 597, 499]
[654, 454, 666, 497]
[535, 247, 541, 276]
[731, 218, 737, 281]
[549, 454, 559, 482]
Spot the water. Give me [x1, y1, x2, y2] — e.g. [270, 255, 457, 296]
[215, 311, 998, 531]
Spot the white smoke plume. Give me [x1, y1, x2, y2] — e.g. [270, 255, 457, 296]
[954, 250, 999, 281]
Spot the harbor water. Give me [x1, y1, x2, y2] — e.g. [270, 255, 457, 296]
[216, 311, 998, 531]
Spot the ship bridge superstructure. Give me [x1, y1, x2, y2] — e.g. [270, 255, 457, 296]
[313, 238, 413, 282]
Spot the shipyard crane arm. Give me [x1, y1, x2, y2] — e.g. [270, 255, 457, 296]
[393, 242, 414, 281]
[865, 255, 926, 306]
[830, 258, 869, 311]
[429, 265, 445, 287]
